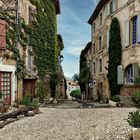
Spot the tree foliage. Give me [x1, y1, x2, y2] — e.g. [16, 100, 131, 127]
[79, 42, 91, 93]
[108, 18, 122, 96]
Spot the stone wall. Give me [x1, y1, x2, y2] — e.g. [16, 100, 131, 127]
[120, 85, 140, 96]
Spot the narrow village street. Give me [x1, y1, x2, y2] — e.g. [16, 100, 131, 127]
[0, 101, 136, 140]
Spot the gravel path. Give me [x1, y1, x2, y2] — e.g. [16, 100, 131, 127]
[0, 102, 136, 140]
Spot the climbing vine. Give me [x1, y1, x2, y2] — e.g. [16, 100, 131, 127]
[108, 18, 122, 96]
[27, 0, 59, 98]
[0, 0, 61, 99]
[79, 42, 91, 95]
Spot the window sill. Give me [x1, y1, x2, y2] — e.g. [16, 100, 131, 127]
[98, 50, 103, 54]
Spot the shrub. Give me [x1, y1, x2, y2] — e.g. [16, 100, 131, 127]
[127, 111, 140, 128]
[22, 92, 32, 107]
[70, 89, 81, 99]
[134, 76, 140, 85]
[111, 95, 120, 102]
[31, 98, 39, 109]
[0, 91, 2, 99]
[131, 91, 140, 107]
[36, 81, 46, 101]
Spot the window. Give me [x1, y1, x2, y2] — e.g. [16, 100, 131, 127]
[93, 62, 96, 74]
[28, 46, 33, 69]
[110, 1, 113, 14]
[132, 16, 137, 44]
[99, 59, 102, 73]
[0, 72, 11, 104]
[99, 13, 102, 26]
[99, 36, 102, 51]
[126, 64, 133, 84]
[93, 43, 95, 54]
[125, 64, 139, 85]
[28, 6, 33, 24]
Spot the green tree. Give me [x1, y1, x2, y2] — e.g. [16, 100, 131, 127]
[108, 18, 122, 96]
[79, 42, 91, 94]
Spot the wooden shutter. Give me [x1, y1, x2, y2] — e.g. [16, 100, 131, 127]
[133, 63, 139, 81]
[137, 13, 140, 43]
[124, 19, 130, 47]
[106, 29, 109, 52]
[117, 65, 124, 85]
[0, 20, 6, 49]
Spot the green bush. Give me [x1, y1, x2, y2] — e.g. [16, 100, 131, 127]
[70, 89, 81, 99]
[131, 91, 140, 107]
[36, 81, 46, 101]
[31, 98, 39, 109]
[134, 76, 140, 85]
[127, 111, 140, 128]
[111, 95, 120, 102]
[22, 92, 32, 106]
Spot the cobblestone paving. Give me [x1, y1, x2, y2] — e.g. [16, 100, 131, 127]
[0, 101, 136, 140]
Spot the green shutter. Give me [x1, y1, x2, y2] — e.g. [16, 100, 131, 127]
[133, 63, 139, 81]
[117, 65, 124, 85]
[137, 13, 140, 43]
[125, 19, 129, 47]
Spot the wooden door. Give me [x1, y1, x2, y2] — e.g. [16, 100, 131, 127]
[23, 79, 36, 97]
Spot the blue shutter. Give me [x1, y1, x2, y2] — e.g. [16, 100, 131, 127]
[117, 65, 124, 85]
[137, 13, 140, 43]
[125, 19, 130, 47]
[133, 63, 139, 81]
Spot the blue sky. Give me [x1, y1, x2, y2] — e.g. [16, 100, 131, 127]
[58, 0, 99, 78]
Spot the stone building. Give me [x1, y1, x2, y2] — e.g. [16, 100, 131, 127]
[0, 0, 61, 104]
[87, 0, 140, 100]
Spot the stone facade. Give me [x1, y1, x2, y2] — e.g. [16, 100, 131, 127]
[0, 0, 61, 104]
[88, 0, 140, 100]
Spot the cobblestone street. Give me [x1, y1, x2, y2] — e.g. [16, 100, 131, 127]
[0, 101, 136, 140]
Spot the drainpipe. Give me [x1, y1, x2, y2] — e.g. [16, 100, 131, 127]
[16, 0, 20, 100]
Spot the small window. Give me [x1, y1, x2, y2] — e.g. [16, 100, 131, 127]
[132, 16, 137, 44]
[110, 1, 113, 14]
[93, 62, 96, 74]
[126, 64, 133, 84]
[100, 13, 102, 26]
[99, 36, 102, 51]
[28, 6, 33, 24]
[99, 59, 102, 73]
[93, 43, 95, 54]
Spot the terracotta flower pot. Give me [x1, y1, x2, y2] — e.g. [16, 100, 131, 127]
[132, 128, 140, 140]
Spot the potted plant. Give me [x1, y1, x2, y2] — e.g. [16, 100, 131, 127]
[127, 110, 140, 140]
[0, 91, 4, 107]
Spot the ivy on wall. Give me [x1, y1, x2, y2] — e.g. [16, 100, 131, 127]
[79, 42, 91, 95]
[108, 17, 122, 96]
[0, 0, 61, 99]
[26, 0, 59, 98]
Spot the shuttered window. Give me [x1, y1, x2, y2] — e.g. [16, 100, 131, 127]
[132, 16, 137, 44]
[106, 29, 109, 52]
[0, 20, 6, 49]
[125, 63, 139, 85]
[117, 65, 124, 85]
[125, 19, 130, 47]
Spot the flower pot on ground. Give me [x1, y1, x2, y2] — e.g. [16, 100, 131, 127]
[109, 95, 121, 107]
[127, 110, 140, 140]
[0, 91, 4, 107]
